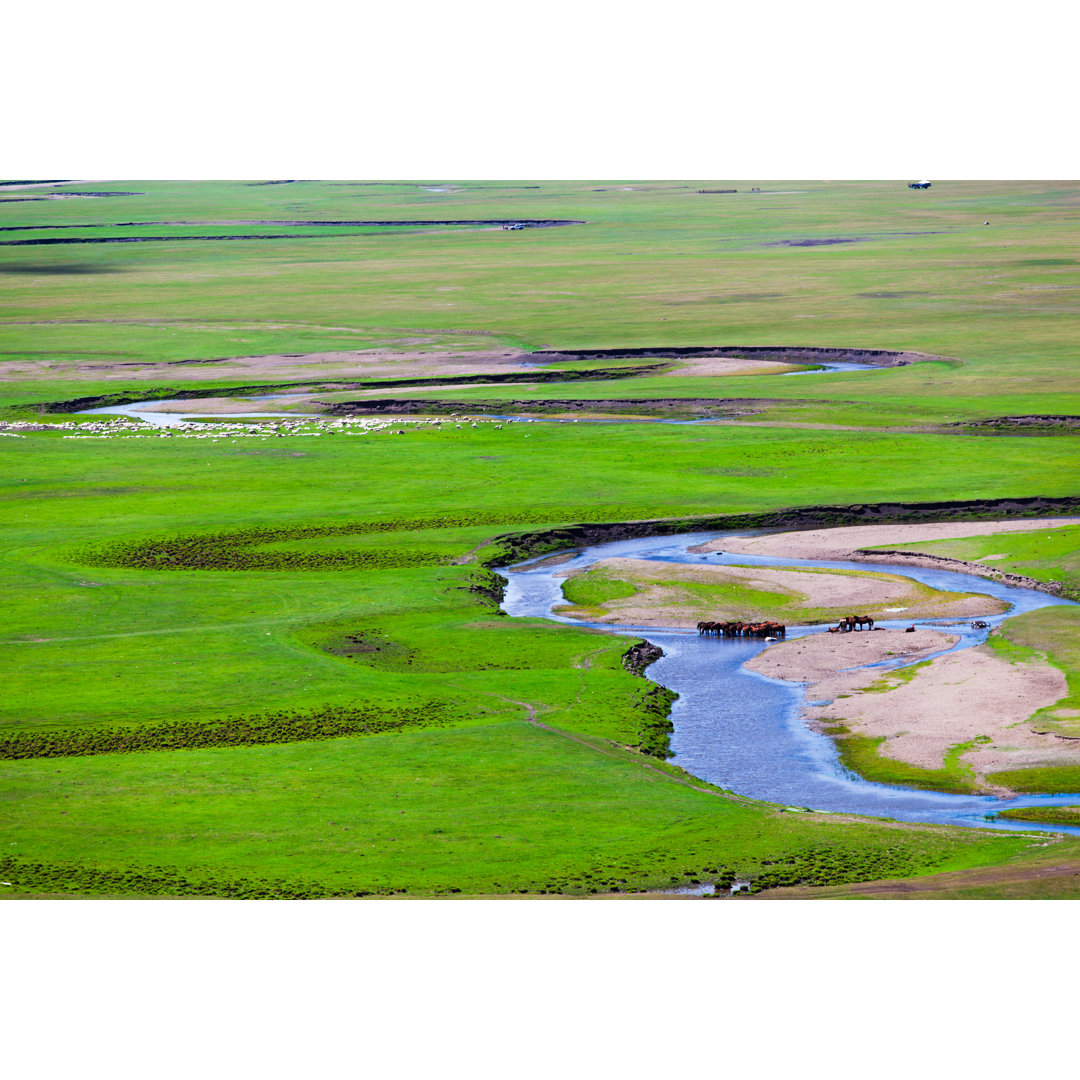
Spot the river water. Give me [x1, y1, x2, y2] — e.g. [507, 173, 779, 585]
[497, 531, 1080, 835]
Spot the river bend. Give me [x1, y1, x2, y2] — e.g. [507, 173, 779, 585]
[497, 531, 1080, 836]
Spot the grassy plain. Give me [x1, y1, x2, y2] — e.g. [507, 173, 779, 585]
[2, 180, 1079, 897]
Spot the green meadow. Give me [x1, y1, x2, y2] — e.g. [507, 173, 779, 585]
[2, 180, 1079, 897]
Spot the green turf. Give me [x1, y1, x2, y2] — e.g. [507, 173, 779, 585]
[0, 721, 1030, 897]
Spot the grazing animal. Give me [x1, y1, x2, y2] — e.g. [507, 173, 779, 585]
[700, 618, 785, 639]
[971, 620, 990, 629]
[905, 625, 916, 633]
[851, 615, 874, 631]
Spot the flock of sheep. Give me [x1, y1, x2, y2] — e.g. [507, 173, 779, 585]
[0, 414, 511, 440]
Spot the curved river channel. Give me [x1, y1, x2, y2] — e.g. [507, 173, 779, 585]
[75, 359, 874, 427]
[497, 531, 1080, 836]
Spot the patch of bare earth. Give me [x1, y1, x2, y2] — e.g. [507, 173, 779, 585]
[664, 357, 802, 377]
[745, 630, 1075, 793]
[554, 557, 1004, 627]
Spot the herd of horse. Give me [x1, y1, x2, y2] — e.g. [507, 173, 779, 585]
[699, 615, 993, 642]
[697, 614, 878, 639]
[697, 620, 786, 639]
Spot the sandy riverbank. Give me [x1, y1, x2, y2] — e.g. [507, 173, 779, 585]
[745, 629, 1075, 793]
[554, 556, 1006, 627]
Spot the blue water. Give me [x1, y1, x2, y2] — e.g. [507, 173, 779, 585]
[497, 531, 1080, 835]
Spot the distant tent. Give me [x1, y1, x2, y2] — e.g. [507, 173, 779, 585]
[908, 180, 932, 189]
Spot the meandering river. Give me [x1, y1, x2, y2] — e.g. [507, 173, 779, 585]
[497, 531, 1080, 835]
[75, 358, 869, 427]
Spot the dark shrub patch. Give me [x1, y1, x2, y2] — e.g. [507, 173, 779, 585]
[0, 702, 462, 760]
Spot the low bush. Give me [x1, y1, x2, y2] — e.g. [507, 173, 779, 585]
[0, 702, 461, 760]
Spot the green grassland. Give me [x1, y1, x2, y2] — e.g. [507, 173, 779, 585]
[5, 180, 1080, 421]
[2, 180, 1079, 897]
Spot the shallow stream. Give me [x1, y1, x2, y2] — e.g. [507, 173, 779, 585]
[497, 531, 1080, 835]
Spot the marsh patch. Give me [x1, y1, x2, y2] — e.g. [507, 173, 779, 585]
[767, 237, 865, 247]
[855, 291, 929, 299]
[0, 261, 122, 275]
[320, 630, 416, 665]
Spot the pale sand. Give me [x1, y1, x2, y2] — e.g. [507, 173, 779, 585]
[746, 629, 1075, 791]
[665, 357, 801, 377]
[555, 557, 1004, 627]
[691, 518, 1080, 561]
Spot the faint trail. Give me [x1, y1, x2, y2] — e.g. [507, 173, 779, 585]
[570, 646, 610, 707]
[0, 618, 297, 645]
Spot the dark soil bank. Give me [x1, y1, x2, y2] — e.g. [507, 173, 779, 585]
[622, 640, 665, 675]
[0, 221, 584, 245]
[323, 397, 811, 418]
[938, 415, 1080, 435]
[483, 496, 1080, 567]
[528, 345, 950, 367]
[0, 219, 584, 232]
[34, 364, 670, 414]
